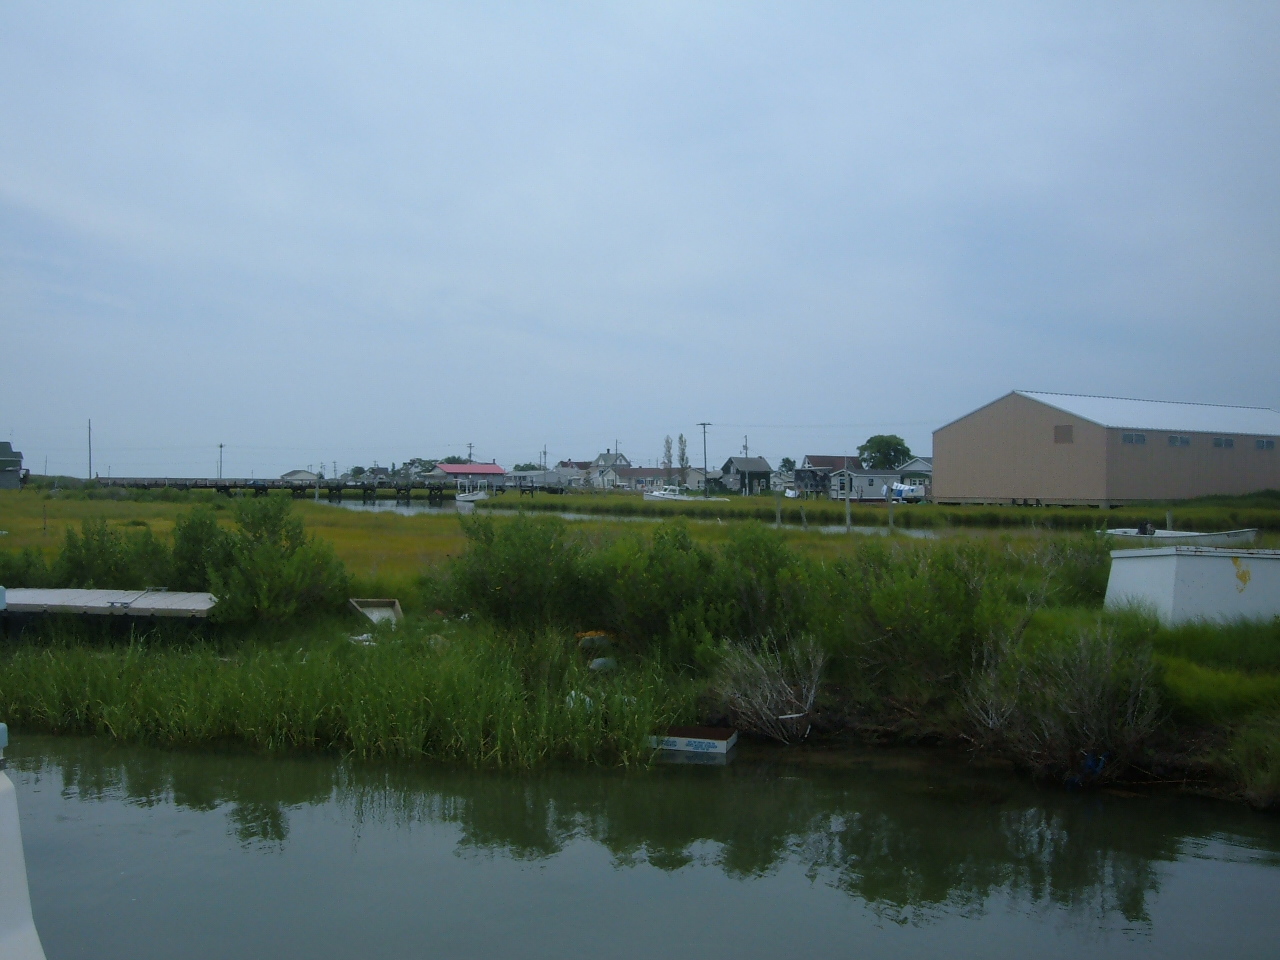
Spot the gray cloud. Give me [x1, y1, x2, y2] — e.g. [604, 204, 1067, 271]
[3, 2, 1278, 476]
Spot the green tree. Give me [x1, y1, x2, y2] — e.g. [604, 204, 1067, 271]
[513, 462, 541, 471]
[780, 457, 796, 473]
[662, 435, 674, 482]
[677, 434, 689, 484]
[857, 435, 911, 470]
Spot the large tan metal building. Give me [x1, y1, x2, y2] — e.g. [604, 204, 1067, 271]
[933, 391, 1280, 505]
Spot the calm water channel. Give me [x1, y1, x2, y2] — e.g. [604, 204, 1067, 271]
[324, 498, 939, 537]
[9, 736, 1280, 959]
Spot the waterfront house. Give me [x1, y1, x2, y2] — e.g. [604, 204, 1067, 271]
[721, 456, 773, 495]
[429, 462, 508, 485]
[0, 442, 24, 490]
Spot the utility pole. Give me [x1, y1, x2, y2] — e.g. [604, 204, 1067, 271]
[219, 443, 224, 479]
[742, 435, 749, 457]
[88, 419, 92, 480]
[467, 442, 474, 463]
[698, 422, 711, 499]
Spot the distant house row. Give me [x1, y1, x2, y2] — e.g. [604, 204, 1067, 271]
[508, 450, 933, 499]
[792, 455, 933, 501]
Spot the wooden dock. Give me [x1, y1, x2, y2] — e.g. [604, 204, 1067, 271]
[95, 477, 452, 503]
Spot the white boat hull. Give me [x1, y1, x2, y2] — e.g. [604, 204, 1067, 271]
[1107, 528, 1258, 548]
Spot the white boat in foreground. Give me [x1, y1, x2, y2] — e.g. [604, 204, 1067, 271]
[0, 724, 49, 960]
[1104, 528, 1258, 548]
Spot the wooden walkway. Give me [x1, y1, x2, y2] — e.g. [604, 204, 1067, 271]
[95, 477, 451, 503]
[2, 588, 217, 618]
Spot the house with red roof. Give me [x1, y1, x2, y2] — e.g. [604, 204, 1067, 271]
[428, 462, 507, 484]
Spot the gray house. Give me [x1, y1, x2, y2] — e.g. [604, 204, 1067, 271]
[721, 456, 773, 495]
[0, 442, 24, 490]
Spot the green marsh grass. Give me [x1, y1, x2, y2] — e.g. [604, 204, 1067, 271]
[0, 622, 696, 767]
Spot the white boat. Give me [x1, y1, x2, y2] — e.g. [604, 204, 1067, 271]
[1104, 528, 1258, 547]
[643, 485, 696, 501]
[0, 724, 49, 960]
[455, 479, 490, 502]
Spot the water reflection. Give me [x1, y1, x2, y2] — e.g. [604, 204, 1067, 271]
[13, 737, 1278, 933]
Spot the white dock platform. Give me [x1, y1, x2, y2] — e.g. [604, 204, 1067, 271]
[1, 589, 217, 618]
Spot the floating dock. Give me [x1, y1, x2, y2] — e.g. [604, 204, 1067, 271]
[1, 589, 217, 618]
[649, 726, 738, 755]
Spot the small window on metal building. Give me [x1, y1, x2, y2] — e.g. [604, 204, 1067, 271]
[1122, 433, 1147, 445]
[1169, 435, 1191, 447]
[1054, 425, 1074, 444]
[1259, 439, 1277, 451]
[1214, 437, 1235, 449]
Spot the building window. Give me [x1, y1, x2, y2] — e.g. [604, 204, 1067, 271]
[1054, 425, 1074, 444]
[1122, 433, 1147, 445]
[1213, 437, 1235, 449]
[1258, 439, 1276, 451]
[1168, 435, 1190, 447]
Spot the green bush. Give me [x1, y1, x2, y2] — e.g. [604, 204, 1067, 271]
[53, 518, 172, 589]
[449, 514, 604, 632]
[209, 497, 348, 623]
[0, 547, 51, 588]
[170, 507, 235, 592]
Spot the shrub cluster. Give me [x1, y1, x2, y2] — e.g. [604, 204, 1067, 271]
[0, 496, 348, 623]
[437, 515, 1146, 776]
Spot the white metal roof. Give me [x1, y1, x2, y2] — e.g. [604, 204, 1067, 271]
[1017, 391, 1280, 436]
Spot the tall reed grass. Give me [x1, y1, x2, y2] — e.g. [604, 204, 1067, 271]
[0, 625, 695, 767]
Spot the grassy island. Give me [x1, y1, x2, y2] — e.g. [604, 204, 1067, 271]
[1, 486, 1278, 808]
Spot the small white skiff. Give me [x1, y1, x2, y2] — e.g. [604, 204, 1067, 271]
[1104, 528, 1258, 548]
[643, 485, 696, 501]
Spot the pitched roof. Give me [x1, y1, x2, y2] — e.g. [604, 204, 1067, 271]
[722, 456, 772, 473]
[1017, 391, 1280, 435]
[433, 462, 506, 475]
[803, 455, 861, 470]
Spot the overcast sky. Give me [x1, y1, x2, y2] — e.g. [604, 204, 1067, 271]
[3, 3, 1279, 478]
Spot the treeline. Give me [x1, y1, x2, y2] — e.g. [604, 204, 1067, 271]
[0, 497, 347, 623]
